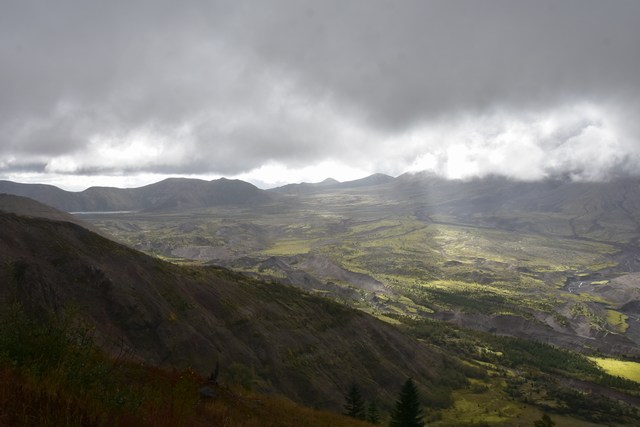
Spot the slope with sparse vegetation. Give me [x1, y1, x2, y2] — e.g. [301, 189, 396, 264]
[0, 208, 472, 414]
[3, 183, 640, 424]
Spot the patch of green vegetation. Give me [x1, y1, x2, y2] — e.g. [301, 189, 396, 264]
[505, 374, 640, 425]
[590, 357, 640, 383]
[261, 239, 315, 255]
[606, 310, 629, 333]
[428, 223, 616, 273]
[437, 377, 530, 426]
[570, 303, 595, 319]
[402, 317, 640, 425]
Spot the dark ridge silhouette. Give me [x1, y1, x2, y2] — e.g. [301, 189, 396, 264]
[0, 177, 272, 212]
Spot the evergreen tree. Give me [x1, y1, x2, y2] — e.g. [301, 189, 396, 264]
[343, 382, 366, 420]
[533, 413, 555, 427]
[390, 378, 424, 427]
[366, 400, 381, 424]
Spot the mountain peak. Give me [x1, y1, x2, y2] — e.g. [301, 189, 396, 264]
[320, 177, 340, 185]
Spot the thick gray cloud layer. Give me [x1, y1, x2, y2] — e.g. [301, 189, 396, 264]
[1, 0, 639, 186]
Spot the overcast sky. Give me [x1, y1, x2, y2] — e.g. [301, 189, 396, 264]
[1, 1, 639, 190]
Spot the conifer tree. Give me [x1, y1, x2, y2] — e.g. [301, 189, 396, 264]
[366, 400, 381, 424]
[343, 382, 366, 420]
[389, 378, 424, 427]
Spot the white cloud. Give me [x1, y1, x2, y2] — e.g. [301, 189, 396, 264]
[234, 160, 370, 188]
[389, 102, 633, 182]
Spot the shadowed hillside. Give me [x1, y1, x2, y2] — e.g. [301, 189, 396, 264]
[0, 210, 470, 410]
[0, 193, 103, 234]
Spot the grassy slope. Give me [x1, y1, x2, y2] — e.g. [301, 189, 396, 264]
[590, 358, 640, 383]
[0, 306, 370, 427]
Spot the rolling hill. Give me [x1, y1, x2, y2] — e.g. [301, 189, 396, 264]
[0, 177, 271, 212]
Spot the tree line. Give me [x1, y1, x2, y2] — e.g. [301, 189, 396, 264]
[345, 378, 556, 426]
[344, 378, 424, 426]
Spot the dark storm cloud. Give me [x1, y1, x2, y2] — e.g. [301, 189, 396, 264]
[1, 0, 639, 183]
[232, 0, 640, 127]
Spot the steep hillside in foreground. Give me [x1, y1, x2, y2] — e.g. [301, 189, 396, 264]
[0, 211, 469, 410]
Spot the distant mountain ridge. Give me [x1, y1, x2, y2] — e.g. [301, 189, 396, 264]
[0, 177, 271, 212]
[270, 173, 395, 194]
[0, 173, 398, 210]
[269, 172, 640, 245]
[4, 173, 640, 238]
[385, 173, 640, 239]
